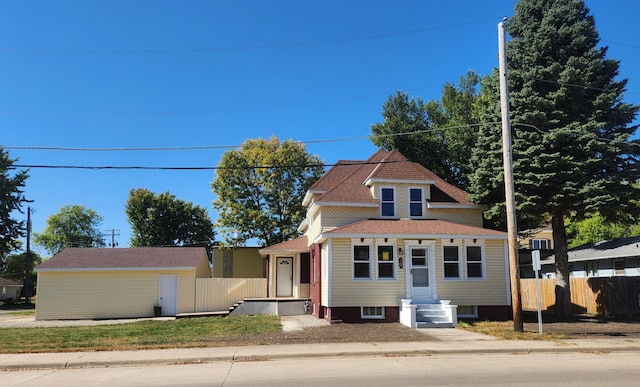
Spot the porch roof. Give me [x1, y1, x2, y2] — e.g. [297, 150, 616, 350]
[321, 219, 507, 240]
[259, 236, 309, 254]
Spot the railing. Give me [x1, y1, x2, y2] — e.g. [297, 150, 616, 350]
[195, 278, 267, 312]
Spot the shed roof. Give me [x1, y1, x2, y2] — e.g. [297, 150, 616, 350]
[259, 236, 308, 254]
[36, 247, 207, 271]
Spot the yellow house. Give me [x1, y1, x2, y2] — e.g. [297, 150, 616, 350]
[35, 247, 210, 320]
[212, 247, 265, 278]
[260, 149, 510, 327]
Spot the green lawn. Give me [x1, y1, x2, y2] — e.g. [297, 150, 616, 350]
[0, 315, 282, 353]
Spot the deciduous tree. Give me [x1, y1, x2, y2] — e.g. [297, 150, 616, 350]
[211, 137, 323, 247]
[33, 205, 106, 255]
[126, 189, 214, 248]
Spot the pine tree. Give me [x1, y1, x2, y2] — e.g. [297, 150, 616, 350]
[470, 0, 639, 319]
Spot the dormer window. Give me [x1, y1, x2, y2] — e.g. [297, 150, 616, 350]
[380, 188, 395, 217]
[409, 188, 424, 218]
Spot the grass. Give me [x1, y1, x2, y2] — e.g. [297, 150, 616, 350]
[0, 315, 282, 354]
[457, 320, 567, 340]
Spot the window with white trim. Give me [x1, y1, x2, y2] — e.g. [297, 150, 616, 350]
[353, 244, 372, 279]
[409, 188, 424, 218]
[531, 239, 550, 249]
[377, 245, 395, 279]
[380, 188, 395, 217]
[466, 245, 484, 279]
[443, 245, 461, 279]
[361, 306, 385, 319]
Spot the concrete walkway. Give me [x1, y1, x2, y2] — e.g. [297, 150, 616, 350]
[2, 315, 640, 371]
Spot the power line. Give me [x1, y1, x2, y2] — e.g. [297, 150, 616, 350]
[0, 19, 495, 54]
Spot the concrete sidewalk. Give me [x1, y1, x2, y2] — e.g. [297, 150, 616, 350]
[3, 327, 640, 371]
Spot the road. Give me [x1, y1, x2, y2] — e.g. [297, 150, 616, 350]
[3, 352, 639, 386]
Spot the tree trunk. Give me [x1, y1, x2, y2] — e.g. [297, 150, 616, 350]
[552, 212, 571, 320]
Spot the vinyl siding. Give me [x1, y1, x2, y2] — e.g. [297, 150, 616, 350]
[321, 243, 330, 306]
[36, 269, 197, 320]
[425, 208, 484, 227]
[320, 207, 379, 230]
[434, 239, 508, 305]
[329, 238, 406, 307]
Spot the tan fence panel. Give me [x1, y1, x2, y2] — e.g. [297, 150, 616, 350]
[521, 277, 640, 316]
[195, 278, 267, 312]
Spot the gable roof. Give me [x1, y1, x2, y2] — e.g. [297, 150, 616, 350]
[259, 236, 308, 254]
[309, 149, 472, 206]
[36, 247, 207, 271]
[0, 277, 23, 287]
[323, 219, 507, 239]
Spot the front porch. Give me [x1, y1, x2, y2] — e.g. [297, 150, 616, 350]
[399, 299, 458, 328]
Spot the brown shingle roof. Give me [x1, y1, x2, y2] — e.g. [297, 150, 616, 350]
[0, 277, 22, 287]
[36, 247, 207, 270]
[311, 149, 471, 205]
[324, 219, 506, 238]
[259, 236, 308, 254]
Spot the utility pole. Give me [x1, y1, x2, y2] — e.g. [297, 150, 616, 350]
[498, 18, 523, 332]
[106, 229, 120, 248]
[25, 205, 33, 303]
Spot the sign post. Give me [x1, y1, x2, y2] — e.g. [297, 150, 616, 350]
[532, 250, 543, 334]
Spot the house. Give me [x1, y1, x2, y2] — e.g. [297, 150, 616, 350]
[519, 224, 553, 250]
[260, 149, 511, 327]
[522, 236, 640, 279]
[212, 247, 266, 278]
[35, 247, 210, 320]
[0, 277, 23, 302]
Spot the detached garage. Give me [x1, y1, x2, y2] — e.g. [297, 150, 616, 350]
[35, 247, 211, 320]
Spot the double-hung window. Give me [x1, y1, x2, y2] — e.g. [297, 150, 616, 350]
[409, 188, 424, 218]
[380, 188, 395, 217]
[531, 239, 550, 249]
[353, 245, 371, 279]
[377, 245, 395, 279]
[466, 246, 484, 279]
[443, 245, 461, 279]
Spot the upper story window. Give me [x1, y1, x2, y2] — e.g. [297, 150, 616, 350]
[409, 188, 424, 218]
[380, 188, 395, 217]
[353, 244, 372, 279]
[531, 239, 550, 249]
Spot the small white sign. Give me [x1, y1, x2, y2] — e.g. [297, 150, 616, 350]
[532, 250, 541, 271]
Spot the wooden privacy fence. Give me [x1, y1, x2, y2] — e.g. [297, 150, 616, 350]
[521, 277, 640, 316]
[195, 278, 267, 313]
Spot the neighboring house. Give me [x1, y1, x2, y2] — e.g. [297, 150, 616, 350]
[0, 277, 23, 301]
[519, 224, 553, 250]
[522, 236, 640, 279]
[260, 149, 511, 327]
[212, 247, 266, 278]
[35, 247, 210, 320]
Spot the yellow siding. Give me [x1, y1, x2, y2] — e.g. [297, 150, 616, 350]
[425, 208, 484, 227]
[306, 210, 323, 244]
[36, 270, 197, 320]
[195, 254, 212, 278]
[195, 278, 267, 312]
[434, 239, 508, 305]
[329, 238, 406, 307]
[212, 248, 264, 278]
[319, 206, 378, 230]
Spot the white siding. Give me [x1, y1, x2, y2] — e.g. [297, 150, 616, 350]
[195, 278, 267, 312]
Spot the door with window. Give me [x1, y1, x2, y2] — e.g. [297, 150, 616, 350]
[276, 257, 293, 297]
[409, 247, 432, 302]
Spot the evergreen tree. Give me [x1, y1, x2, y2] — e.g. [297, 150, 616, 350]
[470, 0, 639, 319]
[0, 149, 29, 259]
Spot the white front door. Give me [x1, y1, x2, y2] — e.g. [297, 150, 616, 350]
[276, 257, 293, 297]
[409, 247, 432, 302]
[159, 274, 178, 316]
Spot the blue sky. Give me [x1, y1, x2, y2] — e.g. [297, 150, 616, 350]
[2, 1, 639, 254]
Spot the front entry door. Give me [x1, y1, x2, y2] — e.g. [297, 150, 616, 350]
[410, 247, 432, 302]
[276, 257, 293, 297]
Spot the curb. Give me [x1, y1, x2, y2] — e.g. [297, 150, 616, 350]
[3, 345, 640, 371]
